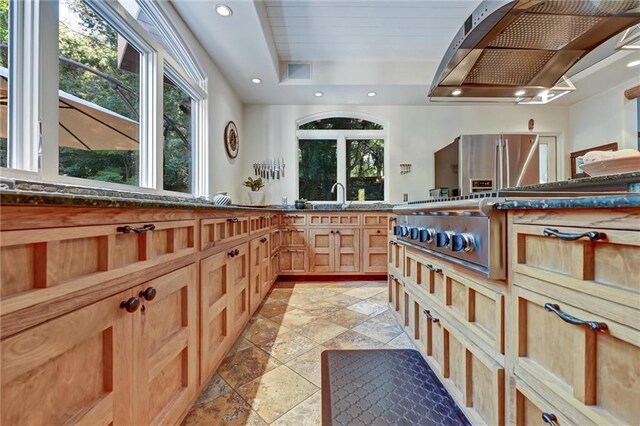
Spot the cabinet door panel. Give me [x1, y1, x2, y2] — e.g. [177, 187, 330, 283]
[229, 244, 250, 335]
[282, 214, 306, 226]
[260, 236, 271, 297]
[133, 265, 197, 426]
[281, 228, 306, 247]
[249, 238, 262, 315]
[335, 228, 360, 273]
[309, 229, 333, 273]
[200, 252, 232, 384]
[200, 217, 249, 250]
[363, 228, 388, 273]
[388, 240, 404, 274]
[1, 291, 133, 426]
[280, 249, 307, 273]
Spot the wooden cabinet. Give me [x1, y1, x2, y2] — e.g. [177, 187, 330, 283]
[362, 214, 388, 227]
[270, 228, 281, 254]
[270, 252, 279, 283]
[514, 378, 576, 426]
[282, 213, 306, 226]
[199, 251, 233, 384]
[228, 243, 250, 336]
[280, 227, 306, 247]
[259, 236, 271, 296]
[362, 228, 387, 272]
[132, 265, 198, 425]
[279, 248, 307, 273]
[249, 237, 263, 314]
[250, 215, 270, 235]
[388, 214, 398, 236]
[308, 213, 360, 226]
[388, 239, 404, 275]
[200, 216, 249, 250]
[309, 228, 360, 273]
[1, 290, 134, 425]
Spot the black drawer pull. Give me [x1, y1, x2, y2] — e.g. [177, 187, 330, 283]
[117, 224, 155, 234]
[426, 264, 442, 273]
[389, 240, 397, 245]
[389, 273, 396, 280]
[542, 413, 559, 426]
[544, 303, 608, 331]
[227, 218, 239, 223]
[543, 228, 606, 241]
[228, 249, 240, 257]
[120, 297, 140, 313]
[423, 309, 439, 323]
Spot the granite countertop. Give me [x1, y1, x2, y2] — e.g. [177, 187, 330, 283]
[496, 194, 640, 210]
[506, 171, 640, 192]
[0, 179, 393, 212]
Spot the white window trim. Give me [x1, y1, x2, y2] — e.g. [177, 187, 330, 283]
[1, 0, 209, 199]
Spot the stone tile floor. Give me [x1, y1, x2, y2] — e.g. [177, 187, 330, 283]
[183, 280, 415, 425]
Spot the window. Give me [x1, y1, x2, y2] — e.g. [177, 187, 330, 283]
[0, 0, 9, 168]
[299, 139, 337, 201]
[162, 72, 193, 193]
[297, 115, 386, 202]
[58, 0, 140, 185]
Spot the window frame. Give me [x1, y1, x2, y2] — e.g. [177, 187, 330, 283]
[1, 0, 209, 198]
[296, 113, 388, 202]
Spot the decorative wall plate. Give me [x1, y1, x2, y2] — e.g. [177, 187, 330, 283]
[224, 121, 239, 159]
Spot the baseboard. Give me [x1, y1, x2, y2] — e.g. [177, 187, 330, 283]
[277, 274, 387, 282]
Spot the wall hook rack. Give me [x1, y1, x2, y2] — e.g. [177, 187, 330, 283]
[400, 163, 412, 175]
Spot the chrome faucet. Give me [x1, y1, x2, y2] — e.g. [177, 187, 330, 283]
[331, 182, 346, 205]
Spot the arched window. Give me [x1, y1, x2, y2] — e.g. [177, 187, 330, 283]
[296, 114, 386, 202]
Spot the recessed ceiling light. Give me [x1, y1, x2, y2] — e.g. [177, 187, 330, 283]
[251, 77, 262, 84]
[515, 90, 526, 96]
[452, 89, 462, 96]
[215, 4, 232, 17]
[314, 91, 324, 97]
[627, 59, 640, 67]
[367, 92, 377, 97]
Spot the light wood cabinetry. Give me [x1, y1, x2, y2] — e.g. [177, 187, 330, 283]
[228, 243, 250, 335]
[309, 228, 360, 273]
[250, 215, 270, 235]
[308, 213, 360, 226]
[249, 237, 263, 314]
[200, 216, 249, 250]
[363, 228, 387, 273]
[132, 265, 198, 425]
[282, 213, 306, 226]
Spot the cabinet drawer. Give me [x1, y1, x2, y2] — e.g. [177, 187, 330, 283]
[200, 216, 249, 250]
[0, 220, 196, 317]
[270, 229, 281, 254]
[280, 228, 306, 247]
[250, 215, 270, 234]
[388, 215, 398, 236]
[229, 243, 250, 335]
[405, 250, 505, 355]
[388, 240, 404, 274]
[514, 378, 579, 426]
[515, 286, 640, 426]
[362, 214, 387, 227]
[417, 299, 505, 426]
[282, 214, 306, 226]
[309, 214, 360, 226]
[512, 224, 640, 309]
[279, 249, 307, 273]
[269, 213, 280, 228]
[388, 273, 405, 324]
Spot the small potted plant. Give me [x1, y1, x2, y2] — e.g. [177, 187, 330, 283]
[243, 176, 265, 205]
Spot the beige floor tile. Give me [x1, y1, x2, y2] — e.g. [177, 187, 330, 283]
[296, 319, 348, 344]
[258, 330, 318, 363]
[384, 332, 416, 349]
[271, 308, 322, 328]
[193, 374, 233, 407]
[218, 346, 281, 389]
[347, 299, 389, 316]
[321, 293, 363, 308]
[352, 317, 404, 344]
[299, 301, 342, 317]
[284, 293, 323, 309]
[324, 308, 370, 329]
[323, 330, 383, 350]
[368, 290, 391, 304]
[236, 365, 318, 423]
[226, 337, 255, 357]
[182, 391, 266, 426]
[343, 286, 387, 299]
[285, 345, 328, 387]
[357, 280, 387, 288]
[271, 391, 322, 426]
[242, 316, 291, 345]
[370, 309, 399, 325]
[256, 301, 293, 318]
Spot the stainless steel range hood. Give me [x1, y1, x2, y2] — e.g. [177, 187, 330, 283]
[429, 1, 640, 100]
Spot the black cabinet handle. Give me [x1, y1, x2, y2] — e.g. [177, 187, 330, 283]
[543, 228, 606, 241]
[423, 309, 439, 323]
[544, 303, 608, 331]
[139, 287, 157, 301]
[228, 250, 236, 257]
[260, 237, 267, 243]
[389, 273, 396, 280]
[120, 297, 140, 313]
[260, 215, 268, 219]
[330, 230, 334, 234]
[377, 230, 381, 234]
[117, 224, 155, 234]
[227, 218, 239, 223]
[426, 264, 442, 273]
[389, 240, 397, 245]
[542, 413, 559, 426]
[336, 230, 340, 234]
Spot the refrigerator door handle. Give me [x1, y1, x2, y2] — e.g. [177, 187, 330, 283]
[515, 135, 540, 187]
[496, 138, 503, 189]
[504, 138, 510, 188]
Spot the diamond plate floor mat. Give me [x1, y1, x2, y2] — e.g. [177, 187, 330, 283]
[321, 349, 470, 426]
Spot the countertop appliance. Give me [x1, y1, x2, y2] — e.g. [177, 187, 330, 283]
[435, 134, 539, 197]
[429, 1, 640, 100]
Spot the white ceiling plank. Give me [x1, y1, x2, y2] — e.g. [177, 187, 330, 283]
[266, 5, 476, 19]
[271, 25, 460, 36]
[267, 16, 468, 27]
[273, 34, 453, 44]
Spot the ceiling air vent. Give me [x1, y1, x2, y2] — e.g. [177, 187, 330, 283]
[286, 63, 311, 80]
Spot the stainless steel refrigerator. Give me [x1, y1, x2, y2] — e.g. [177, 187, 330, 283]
[434, 134, 540, 196]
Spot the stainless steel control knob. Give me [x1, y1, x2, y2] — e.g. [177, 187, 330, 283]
[451, 233, 475, 252]
[435, 231, 452, 248]
[419, 228, 436, 243]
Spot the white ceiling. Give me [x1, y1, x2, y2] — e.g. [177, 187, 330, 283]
[171, 0, 639, 106]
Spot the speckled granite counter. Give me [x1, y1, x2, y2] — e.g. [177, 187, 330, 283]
[496, 194, 640, 210]
[0, 179, 394, 212]
[507, 171, 640, 192]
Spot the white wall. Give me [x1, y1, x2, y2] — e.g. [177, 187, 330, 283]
[242, 104, 570, 204]
[163, 4, 244, 201]
[568, 77, 639, 154]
